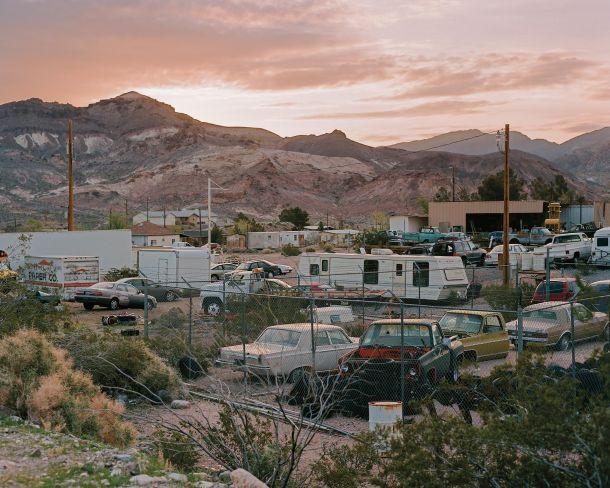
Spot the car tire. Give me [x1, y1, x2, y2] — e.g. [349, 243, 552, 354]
[602, 323, 610, 342]
[147, 299, 156, 309]
[446, 356, 460, 383]
[164, 290, 177, 302]
[203, 298, 222, 316]
[84, 303, 94, 311]
[287, 367, 305, 384]
[109, 298, 120, 311]
[267, 271, 274, 278]
[557, 333, 571, 351]
[211, 275, 219, 282]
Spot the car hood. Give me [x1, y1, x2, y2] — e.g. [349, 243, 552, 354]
[220, 342, 298, 357]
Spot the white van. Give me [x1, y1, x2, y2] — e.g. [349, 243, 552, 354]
[591, 227, 610, 267]
[297, 251, 468, 302]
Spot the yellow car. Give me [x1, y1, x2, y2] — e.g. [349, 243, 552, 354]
[438, 310, 510, 361]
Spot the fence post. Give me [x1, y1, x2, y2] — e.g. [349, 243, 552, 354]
[222, 277, 226, 338]
[143, 275, 149, 338]
[516, 305, 523, 355]
[241, 292, 247, 388]
[309, 294, 316, 373]
[545, 247, 551, 302]
[471, 266, 475, 309]
[188, 293, 193, 347]
[400, 301, 405, 423]
[415, 262, 421, 318]
[570, 301, 576, 374]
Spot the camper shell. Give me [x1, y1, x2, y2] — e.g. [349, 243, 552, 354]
[591, 227, 610, 267]
[297, 251, 469, 302]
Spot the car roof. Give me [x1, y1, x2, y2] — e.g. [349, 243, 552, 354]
[267, 323, 344, 332]
[368, 319, 436, 327]
[524, 301, 570, 311]
[445, 310, 498, 317]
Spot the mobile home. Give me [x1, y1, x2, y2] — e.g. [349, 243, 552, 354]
[297, 250, 469, 302]
[591, 227, 610, 267]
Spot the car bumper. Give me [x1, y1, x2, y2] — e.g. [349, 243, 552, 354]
[215, 358, 273, 375]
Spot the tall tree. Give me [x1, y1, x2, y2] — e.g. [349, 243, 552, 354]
[279, 207, 310, 230]
[477, 169, 527, 201]
[433, 187, 451, 202]
[530, 175, 576, 203]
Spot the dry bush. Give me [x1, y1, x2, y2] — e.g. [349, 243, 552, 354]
[0, 329, 135, 447]
[154, 307, 186, 329]
[58, 330, 183, 401]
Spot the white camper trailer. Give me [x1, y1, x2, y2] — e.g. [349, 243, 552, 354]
[297, 251, 469, 302]
[137, 248, 211, 289]
[591, 227, 610, 267]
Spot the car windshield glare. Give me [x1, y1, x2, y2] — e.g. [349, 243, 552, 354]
[256, 329, 301, 347]
[361, 323, 432, 348]
[439, 313, 482, 333]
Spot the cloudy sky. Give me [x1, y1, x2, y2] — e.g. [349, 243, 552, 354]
[2, 0, 609, 144]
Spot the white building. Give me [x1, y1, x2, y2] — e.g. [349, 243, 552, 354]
[131, 222, 180, 247]
[132, 209, 218, 228]
[247, 231, 320, 249]
[320, 229, 360, 247]
[389, 215, 428, 234]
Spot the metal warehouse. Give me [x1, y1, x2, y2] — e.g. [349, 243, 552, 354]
[429, 200, 545, 232]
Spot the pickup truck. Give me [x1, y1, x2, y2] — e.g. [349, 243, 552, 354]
[200, 271, 292, 315]
[489, 227, 554, 247]
[542, 232, 592, 263]
[403, 227, 446, 243]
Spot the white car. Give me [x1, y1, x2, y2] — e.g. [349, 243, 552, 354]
[217, 323, 358, 380]
[484, 243, 528, 266]
[277, 264, 293, 275]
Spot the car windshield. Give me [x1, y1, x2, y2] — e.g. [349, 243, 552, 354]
[360, 323, 432, 348]
[439, 313, 482, 333]
[256, 328, 301, 347]
[91, 282, 114, 289]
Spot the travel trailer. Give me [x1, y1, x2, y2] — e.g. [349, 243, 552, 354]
[297, 250, 469, 302]
[591, 227, 610, 267]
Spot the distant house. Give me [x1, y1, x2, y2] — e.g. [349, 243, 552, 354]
[246, 231, 320, 250]
[132, 211, 177, 227]
[320, 229, 359, 247]
[132, 209, 217, 228]
[131, 222, 180, 247]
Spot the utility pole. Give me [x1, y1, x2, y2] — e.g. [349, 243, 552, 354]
[146, 197, 149, 221]
[67, 120, 75, 231]
[163, 207, 166, 228]
[207, 178, 212, 247]
[451, 165, 455, 202]
[198, 208, 203, 245]
[124, 199, 128, 221]
[502, 124, 510, 287]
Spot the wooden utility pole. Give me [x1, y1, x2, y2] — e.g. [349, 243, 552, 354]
[67, 120, 75, 231]
[502, 124, 510, 286]
[124, 199, 128, 220]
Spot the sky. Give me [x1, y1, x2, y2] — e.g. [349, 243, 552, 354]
[1, 0, 609, 145]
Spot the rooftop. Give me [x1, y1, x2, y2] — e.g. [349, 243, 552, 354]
[131, 221, 177, 236]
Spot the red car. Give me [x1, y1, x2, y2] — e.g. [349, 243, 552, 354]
[532, 277, 581, 303]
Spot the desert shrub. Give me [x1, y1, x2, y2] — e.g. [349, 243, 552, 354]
[0, 281, 71, 338]
[154, 307, 186, 329]
[146, 331, 211, 377]
[281, 244, 301, 256]
[323, 243, 334, 252]
[0, 330, 135, 447]
[305, 247, 316, 253]
[482, 282, 535, 320]
[152, 429, 199, 471]
[103, 267, 138, 281]
[58, 330, 182, 402]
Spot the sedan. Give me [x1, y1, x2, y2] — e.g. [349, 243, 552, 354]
[506, 301, 609, 350]
[116, 277, 181, 302]
[74, 282, 158, 311]
[217, 323, 358, 381]
[277, 263, 293, 275]
[484, 243, 528, 266]
[233, 260, 282, 278]
[210, 262, 238, 281]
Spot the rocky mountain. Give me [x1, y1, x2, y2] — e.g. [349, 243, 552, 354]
[0, 92, 607, 227]
[389, 127, 610, 185]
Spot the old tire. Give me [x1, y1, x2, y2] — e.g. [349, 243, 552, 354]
[147, 299, 156, 309]
[164, 290, 177, 302]
[267, 271, 275, 278]
[109, 298, 120, 311]
[287, 367, 305, 384]
[83, 303, 94, 311]
[203, 298, 222, 316]
[178, 356, 204, 380]
[446, 356, 460, 383]
[211, 275, 219, 282]
[557, 333, 571, 351]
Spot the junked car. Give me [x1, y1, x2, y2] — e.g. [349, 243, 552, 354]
[438, 310, 510, 361]
[484, 243, 528, 267]
[74, 282, 158, 311]
[505, 301, 609, 351]
[116, 277, 181, 302]
[210, 263, 238, 281]
[217, 323, 358, 381]
[336, 319, 463, 416]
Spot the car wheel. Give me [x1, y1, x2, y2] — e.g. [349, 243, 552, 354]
[109, 298, 120, 311]
[211, 274, 219, 282]
[164, 290, 177, 302]
[446, 357, 460, 383]
[147, 299, 156, 309]
[267, 271, 274, 278]
[287, 367, 305, 384]
[84, 303, 94, 311]
[557, 333, 571, 351]
[203, 298, 222, 316]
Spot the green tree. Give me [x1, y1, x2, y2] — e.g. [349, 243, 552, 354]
[433, 187, 451, 202]
[457, 186, 480, 202]
[529, 175, 576, 203]
[233, 213, 264, 235]
[211, 224, 225, 244]
[19, 218, 44, 232]
[279, 207, 310, 230]
[477, 169, 527, 201]
[107, 213, 128, 229]
[317, 221, 325, 231]
[416, 197, 429, 215]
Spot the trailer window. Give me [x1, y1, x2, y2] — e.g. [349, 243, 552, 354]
[413, 262, 429, 287]
[597, 237, 609, 247]
[310, 264, 320, 276]
[363, 260, 379, 285]
[322, 259, 329, 272]
[396, 263, 403, 277]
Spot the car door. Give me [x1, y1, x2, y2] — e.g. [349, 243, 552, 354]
[143, 279, 166, 300]
[479, 315, 509, 359]
[122, 284, 144, 307]
[431, 325, 451, 377]
[114, 284, 132, 307]
[572, 303, 598, 339]
[313, 330, 337, 372]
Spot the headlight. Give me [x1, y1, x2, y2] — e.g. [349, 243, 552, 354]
[408, 368, 417, 376]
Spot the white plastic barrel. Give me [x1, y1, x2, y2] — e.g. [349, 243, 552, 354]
[368, 401, 402, 431]
[532, 252, 546, 271]
[521, 253, 533, 271]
